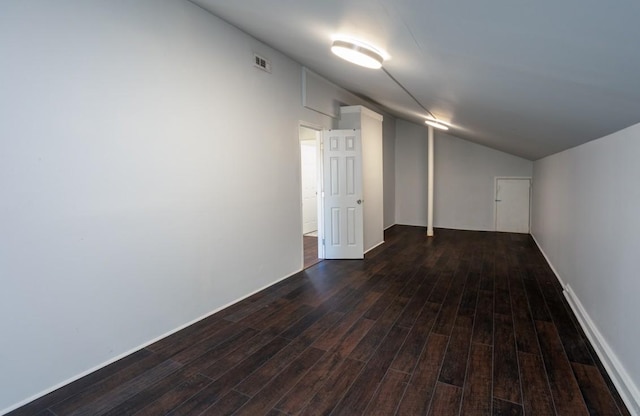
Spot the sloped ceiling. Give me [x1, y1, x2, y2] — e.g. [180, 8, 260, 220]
[191, 0, 640, 160]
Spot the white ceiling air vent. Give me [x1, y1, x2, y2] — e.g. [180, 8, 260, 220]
[253, 53, 272, 73]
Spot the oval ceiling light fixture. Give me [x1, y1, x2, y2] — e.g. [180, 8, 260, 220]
[331, 37, 386, 69]
[425, 118, 450, 131]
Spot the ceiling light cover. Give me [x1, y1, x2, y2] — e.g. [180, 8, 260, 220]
[425, 119, 450, 130]
[331, 40, 384, 69]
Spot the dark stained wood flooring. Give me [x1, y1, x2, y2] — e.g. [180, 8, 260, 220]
[303, 235, 321, 269]
[9, 226, 630, 416]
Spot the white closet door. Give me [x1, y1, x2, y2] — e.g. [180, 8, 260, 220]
[496, 178, 531, 233]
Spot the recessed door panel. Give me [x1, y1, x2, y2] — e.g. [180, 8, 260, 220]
[331, 208, 340, 245]
[330, 157, 339, 196]
[346, 156, 355, 195]
[347, 207, 356, 245]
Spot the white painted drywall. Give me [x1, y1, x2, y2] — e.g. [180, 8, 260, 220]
[395, 120, 428, 226]
[394, 120, 533, 230]
[0, 1, 394, 412]
[383, 116, 396, 229]
[532, 123, 640, 412]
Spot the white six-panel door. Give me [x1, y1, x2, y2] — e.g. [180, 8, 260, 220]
[496, 178, 531, 233]
[322, 129, 364, 259]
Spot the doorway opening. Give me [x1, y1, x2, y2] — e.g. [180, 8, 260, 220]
[299, 124, 322, 269]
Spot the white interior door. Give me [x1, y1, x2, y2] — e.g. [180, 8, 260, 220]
[322, 129, 364, 259]
[300, 140, 317, 234]
[496, 178, 531, 233]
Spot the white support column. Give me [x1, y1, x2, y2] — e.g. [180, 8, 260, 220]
[427, 126, 434, 237]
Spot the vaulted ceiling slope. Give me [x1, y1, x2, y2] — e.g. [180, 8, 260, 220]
[191, 0, 640, 160]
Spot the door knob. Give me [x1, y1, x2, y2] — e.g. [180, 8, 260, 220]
[357, 199, 362, 205]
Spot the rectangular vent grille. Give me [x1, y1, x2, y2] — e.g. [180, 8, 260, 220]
[254, 53, 272, 73]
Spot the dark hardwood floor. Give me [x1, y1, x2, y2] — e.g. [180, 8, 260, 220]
[9, 226, 630, 416]
[303, 235, 321, 269]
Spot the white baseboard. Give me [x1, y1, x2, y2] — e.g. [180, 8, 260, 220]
[564, 285, 640, 416]
[364, 240, 385, 254]
[531, 233, 639, 415]
[384, 223, 396, 231]
[0, 268, 303, 416]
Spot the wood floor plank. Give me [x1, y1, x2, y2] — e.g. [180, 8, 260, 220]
[428, 272, 453, 304]
[234, 338, 313, 396]
[299, 358, 366, 416]
[473, 290, 494, 345]
[518, 352, 555, 416]
[332, 325, 409, 415]
[129, 373, 212, 416]
[198, 328, 285, 380]
[439, 315, 473, 387]
[170, 323, 256, 365]
[572, 362, 623, 416]
[391, 301, 441, 373]
[395, 273, 437, 328]
[311, 291, 380, 351]
[199, 390, 249, 415]
[172, 337, 291, 415]
[274, 352, 343, 414]
[428, 382, 463, 416]
[523, 279, 552, 322]
[349, 296, 409, 362]
[460, 343, 493, 416]
[49, 352, 170, 415]
[65, 359, 182, 416]
[509, 277, 540, 354]
[457, 271, 480, 318]
[331, 317, 376, 359]
[233, 347, 325, 415]
[492, 398, 523, 416]
[535, 320, 589, 415]
[432, 268, 469, 336]
[362, 369, 409, 416]
[493, 313, 521, 404]
[102, 370, 206, 416]
[494, 255, 512, 316]
[396, 334, 449, 415]
[279, 306, 329, 340]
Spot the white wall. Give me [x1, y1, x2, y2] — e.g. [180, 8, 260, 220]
[395, 120, 428, 226]
[383, 117, 396, 229]
[394, 120, 533, 230]
[0, 1, 393, 412]
[532, 123, 640, 414]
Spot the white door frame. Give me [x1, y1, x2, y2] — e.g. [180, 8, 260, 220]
[494, 176, 532, 232]
[298, 121, 324, 263]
